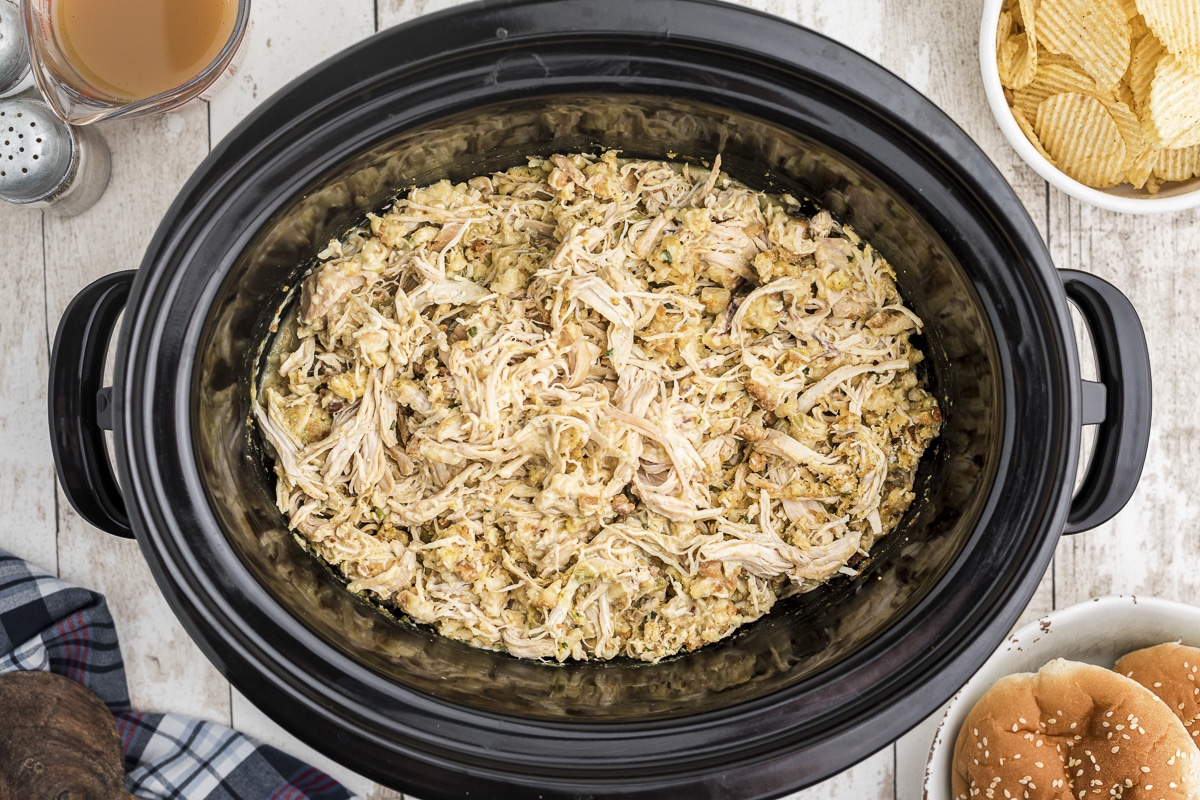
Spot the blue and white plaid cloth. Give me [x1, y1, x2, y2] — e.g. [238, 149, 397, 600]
[0, 548, 355, 800]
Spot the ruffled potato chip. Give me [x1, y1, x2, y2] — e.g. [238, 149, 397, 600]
[1146, 53, 1200, 148]
[1037, 0, 1132, 92]
[1012, 106, 1057, 163]
[1004, 37, 1039, 90]
[1130, 12, 1152, 41]
[998, 5, 1039, 90]
[1014, 0, 1041, 85]
[1036, 92, 1128, 187]
[1011, 52, 1098, 121]
[1153, 144, 1200, 181]
[1126, 146, 1159, 188]
[1136, 0, 1200, 74]
[997, 10, 1019, 83]
[1128, 29, 1166, 119]
[1101, 94, 1151, 170]
[998, 0, 1200, 191]
[1116, 79, 1137, 112]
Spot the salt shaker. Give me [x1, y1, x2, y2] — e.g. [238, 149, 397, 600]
[0, 98, 110, 216]
[0, 0, 33, 98]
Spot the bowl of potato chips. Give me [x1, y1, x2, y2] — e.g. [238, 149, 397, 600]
[981, 0, 1200, 213]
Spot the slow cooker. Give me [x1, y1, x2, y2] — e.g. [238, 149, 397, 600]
[47, 1, 1152, 797]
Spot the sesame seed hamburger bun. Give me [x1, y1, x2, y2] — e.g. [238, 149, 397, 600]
[952, 658, 1200, 799]
[1116, 642, 1200, 744]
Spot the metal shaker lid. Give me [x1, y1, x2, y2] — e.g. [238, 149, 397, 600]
[0, 0, 31, 97]
[0, 98, 75, 204]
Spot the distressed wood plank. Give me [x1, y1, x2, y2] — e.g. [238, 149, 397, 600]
[377, 0, 469, 25]
[785, 748, 894, 800]
[1049, 196, 1200, 606]
[206, 0, 376, 145]
[42, 107, 232, 722]
[0, 206, 56, 573]
[876, 0, 1049, 237]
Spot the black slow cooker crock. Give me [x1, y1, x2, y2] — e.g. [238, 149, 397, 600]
[47, 1, 1152, 797]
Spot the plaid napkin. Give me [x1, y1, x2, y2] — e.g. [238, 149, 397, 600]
[0, 548, 355, 800]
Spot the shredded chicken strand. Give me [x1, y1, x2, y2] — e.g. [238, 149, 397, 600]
[258, 151, 942, 663]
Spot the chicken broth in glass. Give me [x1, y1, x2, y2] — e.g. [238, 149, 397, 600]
[53, 0, 236, 101]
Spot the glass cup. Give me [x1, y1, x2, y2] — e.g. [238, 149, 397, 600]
[22, 0, 250, 125]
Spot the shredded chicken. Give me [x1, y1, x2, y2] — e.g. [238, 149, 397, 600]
[257, 152, 941, 663]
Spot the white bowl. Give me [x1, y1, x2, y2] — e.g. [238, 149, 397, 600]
[923, 595, 1200, 799]
[979, 0, 1200, 214]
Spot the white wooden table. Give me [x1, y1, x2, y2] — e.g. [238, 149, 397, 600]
[1, 0, 1195, 797]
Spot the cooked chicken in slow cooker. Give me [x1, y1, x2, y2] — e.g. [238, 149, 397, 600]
[256, 152, 941, 662]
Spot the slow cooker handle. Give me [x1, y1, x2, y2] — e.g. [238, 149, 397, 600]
[48, 271, 135, 539]
[1059, 269, 1151, 535]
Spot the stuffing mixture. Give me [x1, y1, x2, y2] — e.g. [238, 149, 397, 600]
[256, 152, 941, 662]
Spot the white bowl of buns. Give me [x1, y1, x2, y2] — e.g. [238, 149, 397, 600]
[924, 596, 1200, 799]
[980, 0, 1200, 214]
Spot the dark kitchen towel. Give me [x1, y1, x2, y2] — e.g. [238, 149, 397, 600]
[0, 548, 355, 800]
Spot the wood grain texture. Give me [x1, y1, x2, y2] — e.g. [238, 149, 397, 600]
[1049, 196, 1200, 607]
[0, 206, 55, 574]
[207, 0, 376, 146]
[2, 0, 1188, 797]
[42, 107, 232, 723]
[785, 749, 894, 800]
[377, 0, 469, 26]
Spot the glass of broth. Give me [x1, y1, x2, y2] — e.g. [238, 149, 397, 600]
[22, 0, 250, 124]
